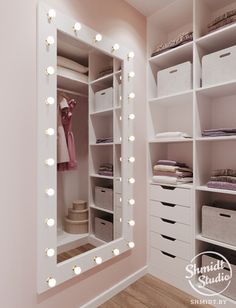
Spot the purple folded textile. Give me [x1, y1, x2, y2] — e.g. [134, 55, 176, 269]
[98, 171, 113, 176]
[202, 128, 236, 137]
[207, 181, 236, 191]
[210, 176, 236, 184]
[212, 169, 236, 177]
[96, 137, 113, 144]
[157, 160, 187, 167]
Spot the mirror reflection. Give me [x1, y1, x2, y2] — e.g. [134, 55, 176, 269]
[56, 31, 123, 263]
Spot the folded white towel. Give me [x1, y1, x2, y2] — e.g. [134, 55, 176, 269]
[57, 56, 88, 73]
[155, 132, 191, 139]
[152, 176, 193, 185]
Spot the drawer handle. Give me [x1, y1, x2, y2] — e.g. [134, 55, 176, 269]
[161, 185, 176, 191]
[101, 190, 106, 193]
[161, 202, 176, 208]
[101, 92, 106, 95]
[169, 69, 177, 74]
[161, 218, 176, 224]
[101, 222, 106, 225]
[220, 213, 231, 218]
[161, 234, 176, 241]
[161, 251, 176, 259]
[219, 52, 231, 58]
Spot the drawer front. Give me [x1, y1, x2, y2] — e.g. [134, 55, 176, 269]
[150, 200, 190, 225]
[150, 232, 191, 260]
[150, 247, 188, 279]
[150, 216, 190, 243]
[150, 184, 191, 207]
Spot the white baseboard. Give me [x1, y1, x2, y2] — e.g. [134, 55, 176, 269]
[80, 265, 148, 308]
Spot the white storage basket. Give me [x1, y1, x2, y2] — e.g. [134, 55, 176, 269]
[202, 205, 236, 245]
[202, 46, 236, 87]
[94, 87, 113, 111]
[95, 186, 113, 211]
[157, 61, 192, 97]
[95, 217, 113, 242]
[202, 252, 236, 300]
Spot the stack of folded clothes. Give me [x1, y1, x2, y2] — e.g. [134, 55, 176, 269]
[208, 9, 236, 33]
[151, 31, 193, 57]
[155, 132, 192, 139]
[96, 137, 113, 144]
[207, 169, 236, 191]
[152, 160, 193, 185]
[98, 163, 113, 176]
[202, 128, 236, 137]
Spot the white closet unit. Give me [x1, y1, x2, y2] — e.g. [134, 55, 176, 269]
[56, 32, 123, 257]
[147, 0, 236, 305]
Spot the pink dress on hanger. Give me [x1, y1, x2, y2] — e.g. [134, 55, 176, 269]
[58, 99, 78, 171]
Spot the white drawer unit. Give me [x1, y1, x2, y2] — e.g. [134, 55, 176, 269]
[150, 200, 190, 225]
[157, 61, 192, 97]
[150, 184, 191, 207]
[95, 186, 113, 211]
[94, 87, 113, 111]
[150, 247, 188, 279]
[150, 232, 191, 260]
[150, 216, 190, 243]
[202, 46, 236, 87]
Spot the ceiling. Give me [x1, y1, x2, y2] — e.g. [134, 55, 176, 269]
[125, 0, 177, 16]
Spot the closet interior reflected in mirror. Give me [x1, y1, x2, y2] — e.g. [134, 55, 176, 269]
[56, 31, 123, 263]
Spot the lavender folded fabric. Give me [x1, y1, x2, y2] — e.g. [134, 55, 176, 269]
[210, 176, 236, 184]
[207, 181, 236, 191]
[212, 169, 236, 177]
[202, 128, 236, 137]
[156, 160, 187, 167]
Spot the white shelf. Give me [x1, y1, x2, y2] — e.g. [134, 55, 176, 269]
[196, 136, 236, 142]
[196, 23, 236, 53]
[90, 174, 114, 180]
[90, 204, 114, 214]
[196, 80, 236, 98]
[149, 138, 193, 144]
[90, 108, 113, 117]
[196, 234, 236, 251]
[90, 72, 113, 85]
[90, 143, 114, 146]
[57, 231, 88, 248]
[57, 69, 88, 95]
[149, 90, 193, 106]
[149, 41, 193, 69]
[196, 185, 236, 195]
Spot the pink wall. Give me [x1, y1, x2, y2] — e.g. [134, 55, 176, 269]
[0, 0, 147, 307]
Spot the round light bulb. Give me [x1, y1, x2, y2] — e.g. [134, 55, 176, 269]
[113, 43, 120, 51]
[119, 137, 122, 142]
[45, 128, 55, 136]
[120, 157, 122, 162]
[129, 199, 135, 205]
[46, 188, 55, 197]
[129, 136, 135, 142]
[46, 97, 55, 105]
[73, 22, 81, 31]
[73, 265, 81, 275]
[119, 96, 122, 101]
[94, 256, 102, 264]
[119, 217, 122, 222]
[46, 248, 55, 257]
[128, 220, 135, 227]
[128, 241, 135, 249]
[128, 51, 135, 59]
[46, 66, 55, 75]
[46, 36, 55, 46]
[119, 75, 122, 81]
[113, 248, 120, 256]
[119, 116, 122, 121]
[128, 71, 135, 79]
[119, 197, 122, 202]
[95, 34, 102, 42]
[45, 158, 55, 166]
[47, 9, 56, 20]
[128, 92, 135, 99]
[128, 177, 135, 184]
[47, 277, 56, 288]
[119, 177, 122, 182]
[129, 114, 135, 120]
[128, 157, 135, 163]
[45, 218, 55, 227]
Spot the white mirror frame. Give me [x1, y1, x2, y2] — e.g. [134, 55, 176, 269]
[37, 2, 135, 293]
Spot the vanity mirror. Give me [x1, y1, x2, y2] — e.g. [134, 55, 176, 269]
[37, 3, 135, 293]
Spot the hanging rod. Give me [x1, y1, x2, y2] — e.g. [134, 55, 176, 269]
[57, 87, 88, 98]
